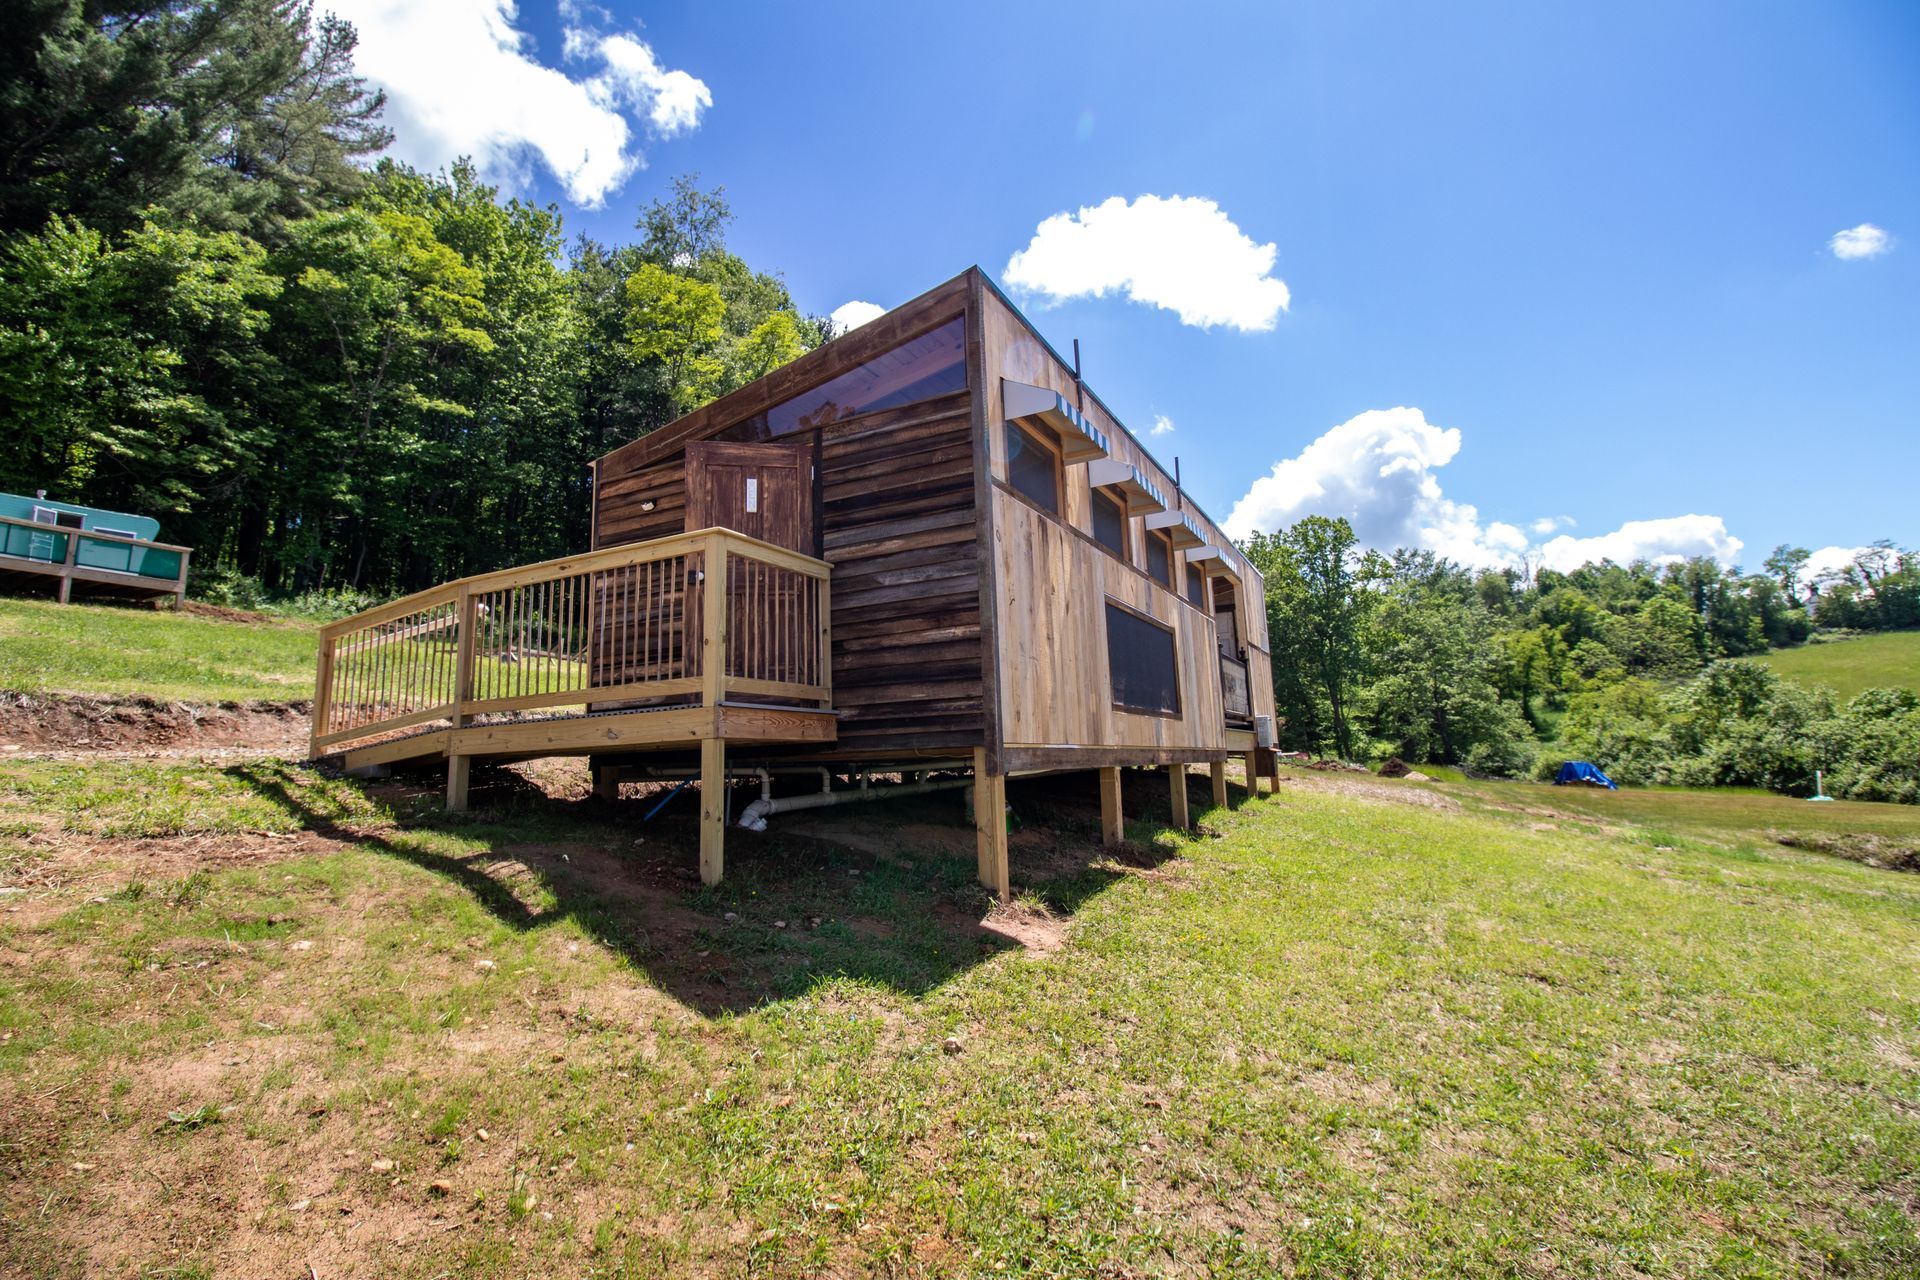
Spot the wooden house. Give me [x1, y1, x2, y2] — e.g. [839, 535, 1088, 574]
[309, 268, 1280, 899]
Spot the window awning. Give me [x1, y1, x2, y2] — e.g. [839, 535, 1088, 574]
[1145, 508, 1206, 549]
[1184, 544, 1238, 577]
[1003, 380, 1109, 463]
[1086, 457, 1167, 514]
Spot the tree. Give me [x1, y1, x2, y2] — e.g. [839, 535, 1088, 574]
[0, 1, 387, 239]
[1246, 516, 1376, 759]
[624, 261, 725, 416]
[1764, 544, 1811, 604]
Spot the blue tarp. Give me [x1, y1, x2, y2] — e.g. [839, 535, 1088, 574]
[1555, 761, 1617, 790]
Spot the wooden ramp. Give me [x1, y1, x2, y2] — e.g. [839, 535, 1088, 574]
[311, 529, 836, 888]
[341, 702, 836, 774]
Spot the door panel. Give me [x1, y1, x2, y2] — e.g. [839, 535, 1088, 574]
[684, 441, 815, 554]
[684, 442, 818, 695]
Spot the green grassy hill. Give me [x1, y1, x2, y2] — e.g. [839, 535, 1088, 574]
[0, 597, 316, 702]
[1756, 629, 1920, 700]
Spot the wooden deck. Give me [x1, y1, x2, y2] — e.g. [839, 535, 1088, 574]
[310, 528, 836, 885]
[0, 514, 191, 604]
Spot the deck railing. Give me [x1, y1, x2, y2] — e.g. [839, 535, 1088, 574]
[0, 513, 191, 603]
[309, 528, 832, 756]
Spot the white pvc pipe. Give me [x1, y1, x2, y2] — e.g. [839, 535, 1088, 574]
[737, 772, 973, 831]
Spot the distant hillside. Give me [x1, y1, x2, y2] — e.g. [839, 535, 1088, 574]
[1755, 630, 1920, 700]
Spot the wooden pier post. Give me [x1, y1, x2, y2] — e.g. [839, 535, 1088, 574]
[973, 747, 1009, 902]
[1168, 763, 1190, 830]
[1210, 758, 1229, 810]
[1098, 766, 1124, 846]
[1244, 750, 1261, 799]
[699, 737, 726, 886]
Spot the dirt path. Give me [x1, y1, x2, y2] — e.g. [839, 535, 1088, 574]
[0, 691, 310, 759]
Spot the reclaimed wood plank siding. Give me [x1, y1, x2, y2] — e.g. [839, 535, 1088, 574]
[590, 277, 982, 758]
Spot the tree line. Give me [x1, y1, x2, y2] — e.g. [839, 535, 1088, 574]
[1245, 517, 1920, 803]
[0, 1, 823, 605]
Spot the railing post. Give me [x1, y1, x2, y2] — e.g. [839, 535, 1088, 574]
[447, 585, 479, 813]
[452, 586, 478, 727]
[310, 631, 336, 760]
[57, 529, 78, 604]
[173, 546, 191, 607]
[816, 570, 833, 707]
[701, 532, 728, 710]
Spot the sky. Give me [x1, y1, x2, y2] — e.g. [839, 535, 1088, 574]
[326, 0, 1919, 576]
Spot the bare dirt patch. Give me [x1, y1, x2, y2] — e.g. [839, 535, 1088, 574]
[1279, 769, 1462, 811]
[0, 691, 310, 757]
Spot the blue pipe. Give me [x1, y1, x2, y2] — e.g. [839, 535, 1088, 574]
[642, 778, 693, 822]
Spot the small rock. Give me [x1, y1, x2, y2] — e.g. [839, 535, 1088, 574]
[475, 959, 496, 972]
[475, 1128, 490, 1142]
[428, 1180, 452, 1196]
[70, 1161, 94, 1172]
[808, 917, 822, 929]
[941, 1036, 964, 1056]
[772, 920, 787, 930]
[290, 1198, 311, 1212]
[370, 1158, 394, 1173]
[723, 911, 738, 923]
[289, 940, 313, 952]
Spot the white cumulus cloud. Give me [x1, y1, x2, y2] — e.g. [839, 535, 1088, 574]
[1534, 517, 1742, 574]
[829, 301, 886, 335]
[1805, 545, 1872, 582]
[1830, 223, 1893, 260]
[1224, 407, 1745, 573]
[325, 0, 709, 207]
[1004, 195, 1291, 332]
[1150, 414, 1175, 436]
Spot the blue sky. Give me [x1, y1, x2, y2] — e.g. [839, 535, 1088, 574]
[330, 0, 1917, 575]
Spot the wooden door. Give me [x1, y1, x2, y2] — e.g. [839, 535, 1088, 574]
[684, 442, 815, 554]
[684, 442, 817, 692]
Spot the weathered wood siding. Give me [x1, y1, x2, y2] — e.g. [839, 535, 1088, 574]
[992, 489, 1225, 753]
[977, 283, 1278, 765]
[590, 281, 982, 758]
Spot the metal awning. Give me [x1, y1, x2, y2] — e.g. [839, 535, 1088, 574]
[1144, 508, 1206, 549]
[1184, 544, 1238, 577]
[1085, 457, 1167, 514]
[1002, 379, 1109, 463]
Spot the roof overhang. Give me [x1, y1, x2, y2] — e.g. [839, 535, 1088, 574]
[1003, 380, 1109, 464]
[1085, 458, 1167, 515]
[1144, 508, 1206, 549]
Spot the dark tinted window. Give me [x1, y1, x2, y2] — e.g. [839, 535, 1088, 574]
[1186, 564, 1205, 607]
[1005, 421, 1059, 514]
[1091, 489, 1128, 560]
[1106, 602, 1181, 717]
[1145, 531, 1172, 587]
[768, 317, 966, 435]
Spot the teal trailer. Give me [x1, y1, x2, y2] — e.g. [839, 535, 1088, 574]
[0, 490, 192, 604]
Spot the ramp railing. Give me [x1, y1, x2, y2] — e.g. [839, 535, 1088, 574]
[309, 529, 832, 756]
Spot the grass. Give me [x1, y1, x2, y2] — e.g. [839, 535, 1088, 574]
[2, 758, 1916, 1277]
[0, 597, 316, 702]
[1755, 629, 1920, 700]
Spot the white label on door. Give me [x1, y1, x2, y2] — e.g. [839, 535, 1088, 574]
[745, 477, 759, 513]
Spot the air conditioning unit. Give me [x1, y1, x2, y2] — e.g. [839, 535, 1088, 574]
[1255, 714, 1275, 748]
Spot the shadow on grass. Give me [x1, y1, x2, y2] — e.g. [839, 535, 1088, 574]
[219, 759, 1217, 1016]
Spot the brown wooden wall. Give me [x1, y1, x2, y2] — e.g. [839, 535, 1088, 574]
[590, 389, 984, 758]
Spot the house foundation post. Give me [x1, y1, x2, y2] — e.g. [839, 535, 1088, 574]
[446, 754, 470, 812]
[1098, 766, 1124, 846]
[700, 737, 726, 887]
[1244, 750, 1262, 799]
[973, 747, 1009, 902]
[1168, 762, 1190, 829]
[1210, 759, 1229, 810]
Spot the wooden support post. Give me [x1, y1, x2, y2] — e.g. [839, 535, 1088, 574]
[701, 532, 728, 709]
[1098, 766, 1124, 847]
[699, 737, 726, 887]
[446, 753, 470, 812]
[1244, 750, 1262, 799]
[173, 547, 191, 607]
[56, 531, 78, 604]
[1210, 759, 1229, 811]
[1168, 762, 1190, 830]
[972, 747, 1009, 902]
[594, 766, 620, 803]
[309, 633, 336, 760]
[1268, 750, 1282, 795]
